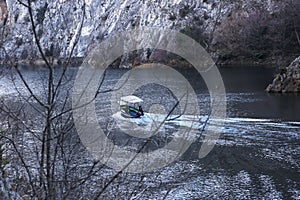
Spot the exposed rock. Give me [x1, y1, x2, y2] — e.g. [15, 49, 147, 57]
[266, 56, 300, 93]
[1, 0, 224, 60]
[0, 0, 285, 62]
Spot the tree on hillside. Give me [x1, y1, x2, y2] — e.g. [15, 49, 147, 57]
[213, 0, 300, 62]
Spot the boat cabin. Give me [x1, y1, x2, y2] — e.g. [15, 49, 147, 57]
[120, 95, 144, 118]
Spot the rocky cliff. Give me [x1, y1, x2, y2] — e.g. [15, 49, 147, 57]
[0, 0, 298, 65]
[1, 0, 223, 61]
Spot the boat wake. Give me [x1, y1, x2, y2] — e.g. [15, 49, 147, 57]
[111, 111, 300, 146]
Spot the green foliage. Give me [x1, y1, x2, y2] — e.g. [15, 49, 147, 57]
[24, 16, 30, 23]
[37, 28, 43, 38]
[45, 44, 54, 57]
[251, 50, 268, 59]
[36, 3, 48, 25]
[15, 38, 23, 46]
[14, 13, 19, 22]
[179, 5, 189, 18]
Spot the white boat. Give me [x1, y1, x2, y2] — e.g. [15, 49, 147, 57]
[112, 95, 204, 138]
[119, 95, 144, 118]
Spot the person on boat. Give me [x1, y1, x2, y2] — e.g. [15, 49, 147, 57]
[128, 105, 143, 118]
[138, 106, 144, 116]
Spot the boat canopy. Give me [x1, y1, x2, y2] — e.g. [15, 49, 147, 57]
[120, 95, 144, 118]
[120, 95, 143, 104]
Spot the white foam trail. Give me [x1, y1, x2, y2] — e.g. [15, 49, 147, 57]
[112, 111, 300, 142]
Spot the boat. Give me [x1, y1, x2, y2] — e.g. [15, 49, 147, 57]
[116, 95, 202, 129]
[120, 95, 144, 118]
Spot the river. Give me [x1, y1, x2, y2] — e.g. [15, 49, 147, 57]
[0, 65, 299, 199]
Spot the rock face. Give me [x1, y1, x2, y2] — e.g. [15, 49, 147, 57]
[0, 0, 284, 62]
[1, 0, 224, 60]
[266, 56, 300, 93]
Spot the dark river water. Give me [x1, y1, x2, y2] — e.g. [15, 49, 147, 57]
[0, 65, 299, 199]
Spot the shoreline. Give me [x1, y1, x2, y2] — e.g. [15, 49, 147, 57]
[1, 54, 298, 69]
